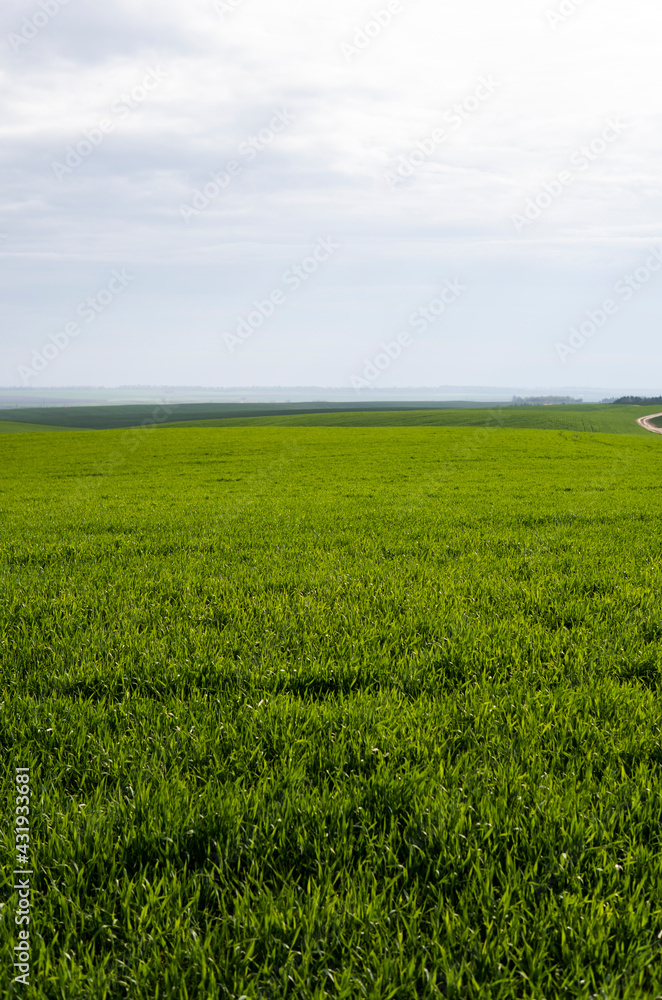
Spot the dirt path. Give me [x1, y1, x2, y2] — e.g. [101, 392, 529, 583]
[637, 412, 662, 434]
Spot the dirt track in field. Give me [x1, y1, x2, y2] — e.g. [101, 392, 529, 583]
[637, 412, 662, 434]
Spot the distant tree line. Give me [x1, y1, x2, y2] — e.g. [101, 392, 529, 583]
[612, 396, 662, 405]
[511, 396, 583, 406]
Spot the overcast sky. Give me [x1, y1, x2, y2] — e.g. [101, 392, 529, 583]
[1, 0, 661, 391]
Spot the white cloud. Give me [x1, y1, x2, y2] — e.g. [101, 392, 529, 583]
[1, 0, 661, 389]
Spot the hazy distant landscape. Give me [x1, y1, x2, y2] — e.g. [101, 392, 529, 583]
[2, 385, 659, 410]
[1, 398, 661, 435]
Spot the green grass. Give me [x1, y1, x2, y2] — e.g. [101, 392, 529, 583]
[0, 421, 75, 433]
[160, 403, 659, 435]
[1, 402, 660, 435]
[2, 425, 662, 998]
[0, 401, 499, 431]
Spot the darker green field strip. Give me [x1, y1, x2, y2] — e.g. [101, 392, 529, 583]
[1, 401, 662, 435]
[2, 426, 662, 998]
[158, 403, 661, 435]
[0, 400, 500, 431]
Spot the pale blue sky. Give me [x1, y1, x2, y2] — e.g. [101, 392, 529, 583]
[1, 0, 661, 391]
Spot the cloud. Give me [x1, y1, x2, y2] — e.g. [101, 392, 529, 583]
[1, 0, 661, 388]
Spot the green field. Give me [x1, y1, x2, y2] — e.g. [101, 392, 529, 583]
[0, 401, 500, 432]
[0, 421, 76, 434]
[2, 424, 662, 998]
[1, 401, 660, 435]
[159, 404, 659, 435]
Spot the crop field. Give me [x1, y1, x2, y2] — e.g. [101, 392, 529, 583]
[2, 424, 662, 998]
[0, 422, 76, 434]
[0, 402, 501, 433]
[1, 402, 661, 435]
[159, 404, 659, 435]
